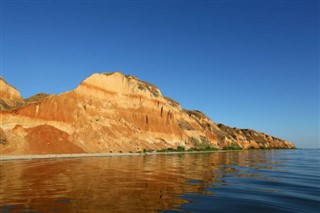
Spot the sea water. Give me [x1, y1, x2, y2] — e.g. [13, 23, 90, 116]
[0, 149, 319, 212]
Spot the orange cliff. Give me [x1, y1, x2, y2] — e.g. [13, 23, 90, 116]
[0, 72, 296, 155]
[0, 77, 24, 111]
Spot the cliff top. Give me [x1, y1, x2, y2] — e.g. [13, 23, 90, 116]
[78, 71, 165, 100]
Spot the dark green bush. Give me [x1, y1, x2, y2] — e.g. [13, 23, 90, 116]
[176, 146, 185, 151]
[223, 143, 243, 150]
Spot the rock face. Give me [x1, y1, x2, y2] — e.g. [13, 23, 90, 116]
[0, 77, 24, 110]
[0, 72, 295, 155]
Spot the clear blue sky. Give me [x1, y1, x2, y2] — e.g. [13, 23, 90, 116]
[1, 0, 319, 148]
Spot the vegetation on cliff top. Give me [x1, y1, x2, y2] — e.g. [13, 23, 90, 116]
[24, 93, 50, 104]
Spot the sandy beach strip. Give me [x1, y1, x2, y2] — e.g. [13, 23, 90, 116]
[0, 150, 229, 161]
[0, 152, 144, 161]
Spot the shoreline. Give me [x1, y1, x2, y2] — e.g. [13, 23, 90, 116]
[0, 148, 296, 161]
[0, 150, 237, 161]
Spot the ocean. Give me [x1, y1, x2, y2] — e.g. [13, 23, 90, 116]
[0, 149, 319, 212]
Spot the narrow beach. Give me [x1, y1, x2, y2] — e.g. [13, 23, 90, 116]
[0, 150, 233, 161]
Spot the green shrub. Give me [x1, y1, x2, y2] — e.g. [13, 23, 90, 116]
[156, 144, 219, 153]
[223, 143, 243, 150]
[187, 145, 219, 152]
[203, 145, 219, 151]
[176, 146, 185, 152]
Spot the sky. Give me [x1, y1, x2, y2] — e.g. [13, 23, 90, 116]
[0, 0, 319, 148]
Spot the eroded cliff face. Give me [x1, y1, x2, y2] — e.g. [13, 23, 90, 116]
[0, 77, 24, 111]
[0, 72, 295, 154]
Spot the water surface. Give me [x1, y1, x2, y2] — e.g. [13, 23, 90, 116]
[0, 149, 319, 212]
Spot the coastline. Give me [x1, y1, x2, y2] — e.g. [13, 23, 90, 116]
[0, 148, 296, 161]
[0, 150, 235, 161]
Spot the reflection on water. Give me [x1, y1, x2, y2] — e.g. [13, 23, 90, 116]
[0, 150, 319, 212]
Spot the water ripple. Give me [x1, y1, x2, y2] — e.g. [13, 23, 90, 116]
[1, 149, 319, 212]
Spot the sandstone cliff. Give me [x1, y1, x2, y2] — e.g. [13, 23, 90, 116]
[0, 72, 295, 154]
[0, 77, 24, 111]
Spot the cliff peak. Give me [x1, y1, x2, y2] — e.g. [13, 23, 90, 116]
[77, 72, 163, 99]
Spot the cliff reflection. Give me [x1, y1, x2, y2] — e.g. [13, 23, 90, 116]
[0, 151, 276, 212]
